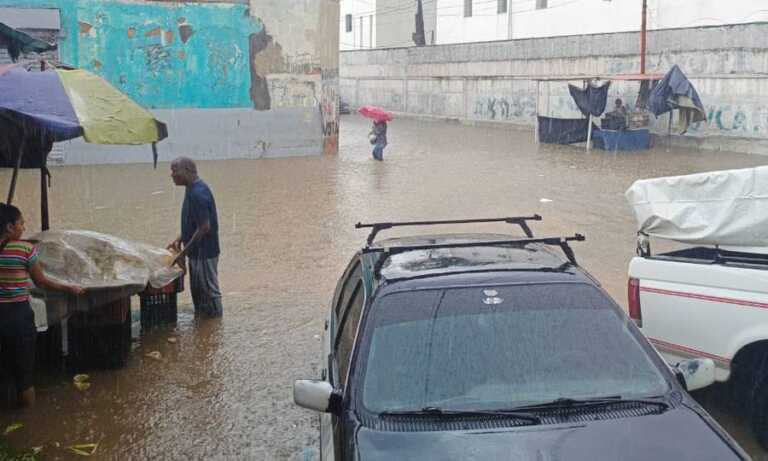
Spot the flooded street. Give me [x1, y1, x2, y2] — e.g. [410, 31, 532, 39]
[1, 115, 767, 460]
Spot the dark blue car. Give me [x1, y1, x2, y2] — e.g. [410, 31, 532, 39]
[294, 216, 749, 461]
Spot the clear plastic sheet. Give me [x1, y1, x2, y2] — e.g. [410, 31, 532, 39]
[30, 230, 182, 292]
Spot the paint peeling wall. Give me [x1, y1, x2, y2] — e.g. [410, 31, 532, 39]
[0, 0, 263, 108]
[341, 22, 768, 154]
[247, 0, 339, 153]
[0, 0, 340, 160]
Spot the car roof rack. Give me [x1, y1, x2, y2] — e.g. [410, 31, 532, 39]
[355, 215, 542, 247]
[363, 234, 586, 279]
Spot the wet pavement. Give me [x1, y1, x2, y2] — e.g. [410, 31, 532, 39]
[1, 115, 767, 460]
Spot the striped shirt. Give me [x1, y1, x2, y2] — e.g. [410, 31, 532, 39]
[0, 241, 39, 303]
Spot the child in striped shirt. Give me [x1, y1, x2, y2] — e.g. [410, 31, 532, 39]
[0, 203, 84, 407]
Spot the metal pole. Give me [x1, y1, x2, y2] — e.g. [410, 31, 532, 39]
[586, 114, 593, 151]
[640, 0, 647, 74]
[534, 80, 540, 143]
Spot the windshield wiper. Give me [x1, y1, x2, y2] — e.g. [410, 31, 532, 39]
[380, 406, 541, 424]
[511, 395, 669, 411]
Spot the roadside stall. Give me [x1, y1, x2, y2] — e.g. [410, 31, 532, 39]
[0, 62, 182, 372]
[534, 66, 705, 152]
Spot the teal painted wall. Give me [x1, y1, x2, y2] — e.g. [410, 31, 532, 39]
[2, 0, 263, 109]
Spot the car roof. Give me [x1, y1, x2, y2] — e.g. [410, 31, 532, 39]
[364, 233, 596, 292]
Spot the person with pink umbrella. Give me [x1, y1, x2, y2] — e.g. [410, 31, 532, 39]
[358, 106, 392, 161]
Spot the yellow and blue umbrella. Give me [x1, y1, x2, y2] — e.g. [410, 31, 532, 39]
[0, 64, 167, 159]
[0, 64, 168, 228]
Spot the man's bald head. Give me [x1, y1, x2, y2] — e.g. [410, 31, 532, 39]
[171, 156, 199, 186]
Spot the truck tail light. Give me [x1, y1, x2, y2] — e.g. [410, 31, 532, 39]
[628, 277, 642, 327]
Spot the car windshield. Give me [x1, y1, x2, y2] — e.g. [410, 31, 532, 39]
[360, 283, 669, 414]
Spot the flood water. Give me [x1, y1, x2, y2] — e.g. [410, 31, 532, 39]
[1, 116, 767, 460]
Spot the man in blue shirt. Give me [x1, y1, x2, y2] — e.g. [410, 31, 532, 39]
[168, 157, 222, 317]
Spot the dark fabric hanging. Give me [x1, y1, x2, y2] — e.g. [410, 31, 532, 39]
[649, 65, 706, 123]
[568, 81, 611, 117]
[538, 116, 592, 145]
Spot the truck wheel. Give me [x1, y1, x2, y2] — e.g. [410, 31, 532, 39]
[750, 376, 768, 449]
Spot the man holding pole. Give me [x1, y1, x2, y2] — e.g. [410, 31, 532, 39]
[168, 157, 223, 318]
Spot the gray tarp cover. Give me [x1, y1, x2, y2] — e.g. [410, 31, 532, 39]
[626, 166, 768, 247]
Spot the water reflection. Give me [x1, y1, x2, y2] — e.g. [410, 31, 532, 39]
[0, 116, 765, 459]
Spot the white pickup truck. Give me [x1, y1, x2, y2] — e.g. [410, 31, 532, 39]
[626, 166, 768, 448]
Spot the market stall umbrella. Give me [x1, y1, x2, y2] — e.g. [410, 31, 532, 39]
[0, 64, 168, 229]
[358, 105, 393, 123]
[0, 22, 57, 62]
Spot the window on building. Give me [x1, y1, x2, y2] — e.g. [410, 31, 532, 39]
[464, 0, 472, 17]
[345, 14, 352, 33]
[536, 0, 548, 9]
[498, 0, 508, 14]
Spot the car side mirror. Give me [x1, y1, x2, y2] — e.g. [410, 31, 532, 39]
[675, 358, 716, 391]
[294, 379, 342, 414]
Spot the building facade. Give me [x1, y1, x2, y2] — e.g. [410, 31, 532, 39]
[0, 0, 340, 164]
[340, 0, 437, 50]
[340, 0, 375, 50]
[438, 0, 768, 45]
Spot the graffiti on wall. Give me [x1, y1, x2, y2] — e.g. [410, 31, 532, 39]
[321, 70, 339, 154]
[473, 95, 537, 121]
[686, 105, 768, 137]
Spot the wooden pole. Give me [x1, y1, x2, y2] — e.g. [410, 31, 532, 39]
[41, 164, 49, 231]
[640, 0, 647, 74]
[6, 139, 25, 205]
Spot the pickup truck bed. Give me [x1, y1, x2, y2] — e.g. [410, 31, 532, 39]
[629, 246, 768, 447]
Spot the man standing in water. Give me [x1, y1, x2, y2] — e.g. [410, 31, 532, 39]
[169, 157, 223, 317]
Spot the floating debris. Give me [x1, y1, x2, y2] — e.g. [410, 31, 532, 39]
[3, 422, 23, 435]
[539, 198, 553, 203]
[31, 446, 43, 455]
[145, 351, 162, 360]
[167, 337, 178, 344]
[68, 443, 98, 456]
[73, 374, 91, 391]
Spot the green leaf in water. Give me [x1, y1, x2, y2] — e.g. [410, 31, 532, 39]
[3, 423, 23, 436]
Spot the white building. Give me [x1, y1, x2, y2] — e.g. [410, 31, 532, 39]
[340, 0, 376, 50]
[436, 0, 768, 45]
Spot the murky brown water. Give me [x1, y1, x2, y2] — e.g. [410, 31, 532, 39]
[1, 116, 767, 460]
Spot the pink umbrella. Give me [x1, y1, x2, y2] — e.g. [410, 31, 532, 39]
[358, 105, 393, 123]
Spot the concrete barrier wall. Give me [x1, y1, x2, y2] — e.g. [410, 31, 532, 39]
[341, 22, 768, 154]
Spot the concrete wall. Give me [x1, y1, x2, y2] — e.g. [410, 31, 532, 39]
[0, 0, 340, 163]
[340, 22, 768, 154]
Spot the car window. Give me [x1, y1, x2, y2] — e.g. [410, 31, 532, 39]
[359, 283, 669, 413]
[336, 280, 364, 387]
[334, 260, 361, 323]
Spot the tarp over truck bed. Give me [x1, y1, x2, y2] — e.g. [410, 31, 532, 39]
[626, 166, 768, 247]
